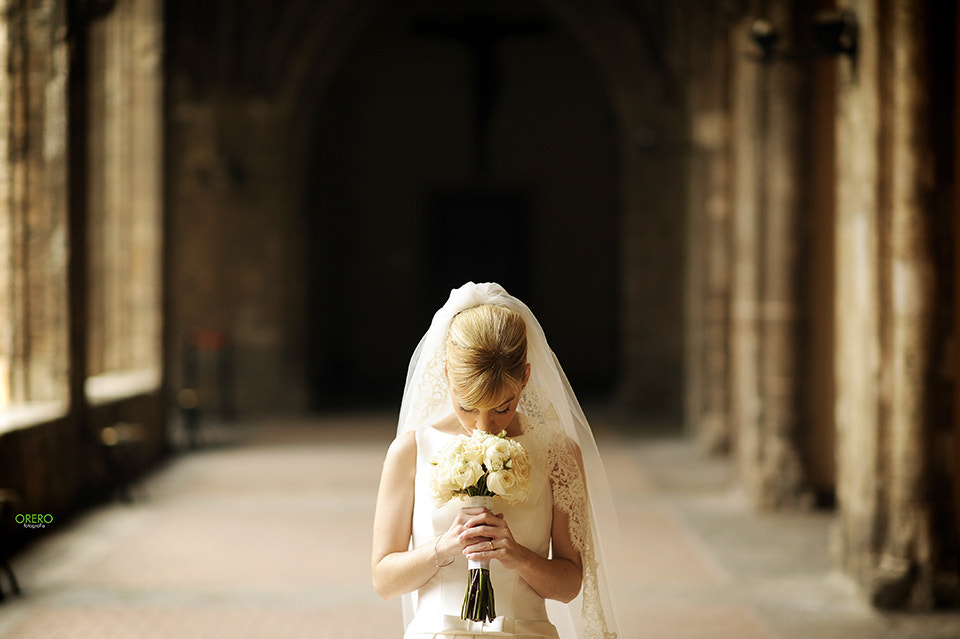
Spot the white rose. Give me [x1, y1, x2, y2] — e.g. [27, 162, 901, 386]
[486, 469, 517, 500]
[431, 463, 457, 504]
[453, 460, 485, 490]
[432, 487, 455, 508]
[484, 437, 513, 472]
[460, 435, 485, 465]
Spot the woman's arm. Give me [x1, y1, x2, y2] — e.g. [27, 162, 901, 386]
[530, 502, 583, 602]
[371, 432, 428, 599]
[371, 431, 474, 600]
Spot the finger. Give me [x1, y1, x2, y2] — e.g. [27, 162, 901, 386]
[465, 538, 500, 558]
[465, 512, 503, 528]
[463, 519, 494, 531]
[459, 532, 493, 548]
[464, 540, 490, 554]
[457, 509, 494, 527]
[460, 525, 501, 541]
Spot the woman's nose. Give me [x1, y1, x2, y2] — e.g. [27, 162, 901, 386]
[477, 411, 493, 432]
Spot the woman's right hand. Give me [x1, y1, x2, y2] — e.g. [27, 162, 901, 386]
[436, 506, 491, 567]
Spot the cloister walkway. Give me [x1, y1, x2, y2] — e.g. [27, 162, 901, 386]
[1, 413, 958, 638]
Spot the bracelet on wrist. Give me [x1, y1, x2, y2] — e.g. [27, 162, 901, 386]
[434, 536, 455, 568]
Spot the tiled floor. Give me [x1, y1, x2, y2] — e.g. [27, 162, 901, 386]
[1, 413, 959, 638]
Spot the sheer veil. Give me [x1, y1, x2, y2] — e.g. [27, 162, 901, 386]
[397, 282, 621, 639]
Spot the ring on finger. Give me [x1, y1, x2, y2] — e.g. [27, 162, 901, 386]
[488, 540, 494, 551]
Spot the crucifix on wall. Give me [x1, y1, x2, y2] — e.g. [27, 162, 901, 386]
[413, 12, 547, 175]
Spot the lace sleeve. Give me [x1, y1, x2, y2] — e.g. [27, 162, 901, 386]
[521, 394, 618, 639]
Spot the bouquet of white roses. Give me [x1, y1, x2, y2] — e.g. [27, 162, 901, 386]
[431, 429, 531, 507]
[430, 429, 531, 622]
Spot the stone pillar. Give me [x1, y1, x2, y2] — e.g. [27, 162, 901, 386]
[87, 0, 164, 376]
[0, 1, 22, 405]
[684, 11, 733, 453]
[835, 0, 938, 608]
[884, 0, 935, 605]
[755, 0, 807, 507]
[834, 0, 884, 594]
[0, 7, 9, 407]
[729, 14, 763, 489]
[730, 2, 807, 508]
[0, 0, 70, 405]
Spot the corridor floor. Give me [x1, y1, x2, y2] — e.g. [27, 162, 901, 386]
[1, 413, 959, 638]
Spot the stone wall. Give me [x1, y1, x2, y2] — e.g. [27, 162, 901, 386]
[165, 0, 691, 420]
[0, 0, 70, 406]
[0, 393, 166, 552]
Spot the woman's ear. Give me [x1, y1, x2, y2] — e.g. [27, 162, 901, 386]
[523, 363, 531, 388]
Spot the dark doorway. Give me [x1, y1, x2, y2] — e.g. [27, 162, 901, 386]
[302, 0, 621, 410]
[427, 187, 531, 301]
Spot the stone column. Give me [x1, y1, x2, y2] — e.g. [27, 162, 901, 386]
[880, 0, 935, 608]
[0, 0, 70, 405]
[730, 2, 807, 508]
[834, 0, 883, 594]
[684, 8, 733, 454]
[835, 0, 938, 608]
[0, 1, 22, 405]
[729, 14, 764, 490]
[755, 0, 806, 507]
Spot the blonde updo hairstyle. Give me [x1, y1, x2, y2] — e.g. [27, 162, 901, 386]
[445, 304, 528, 409]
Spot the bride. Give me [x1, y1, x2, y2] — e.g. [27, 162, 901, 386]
[372, 282, 620, 639]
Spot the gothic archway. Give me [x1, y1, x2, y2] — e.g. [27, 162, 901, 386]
[300, 0, 621, 408]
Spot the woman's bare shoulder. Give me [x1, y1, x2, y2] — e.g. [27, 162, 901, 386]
[384, 430, 417, 468]
[386, 413, 458, 456]
[385, 415, 460, 470]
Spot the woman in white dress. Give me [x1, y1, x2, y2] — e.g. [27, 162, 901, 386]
[372, 283, 620, 639]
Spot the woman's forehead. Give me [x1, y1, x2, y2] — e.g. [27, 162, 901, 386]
[452, 387, 517, 410]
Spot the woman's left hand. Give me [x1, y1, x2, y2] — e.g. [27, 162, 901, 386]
[459, 508, 527, 572]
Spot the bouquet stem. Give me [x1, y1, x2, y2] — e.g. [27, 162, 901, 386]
[461, 495, 497, 623]
[462, 562, 496, 622]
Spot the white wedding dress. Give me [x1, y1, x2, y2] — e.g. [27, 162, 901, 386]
[396, 283, 621, 638]
[404, 417, 560, 639]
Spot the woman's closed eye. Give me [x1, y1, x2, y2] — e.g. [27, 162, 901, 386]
[456, 398, 513, 414]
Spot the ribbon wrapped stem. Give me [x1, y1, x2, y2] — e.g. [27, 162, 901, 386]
[461, 495, 496, 622]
